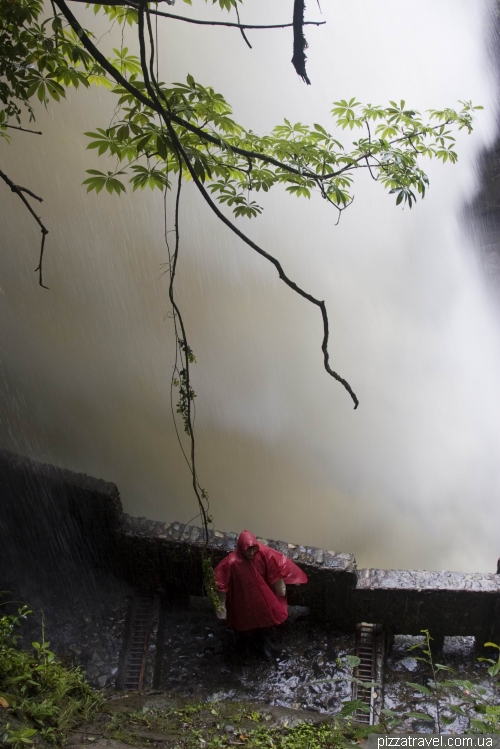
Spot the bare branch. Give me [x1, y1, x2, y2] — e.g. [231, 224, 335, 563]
[234, 4, 252, 49]
[18, 185, 44, 201]
[66, 0, 326, 31]
[147, 5, 325, 30]
[0, 168, 49, 289]
[3, 124, 43, 135]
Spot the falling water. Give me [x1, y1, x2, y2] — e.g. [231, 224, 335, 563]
[0, 0, 499, 572]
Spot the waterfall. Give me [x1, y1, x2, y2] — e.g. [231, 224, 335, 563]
[0, 0, 499, 572]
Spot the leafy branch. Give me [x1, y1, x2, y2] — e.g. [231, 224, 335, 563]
[1, 0, 482, 529]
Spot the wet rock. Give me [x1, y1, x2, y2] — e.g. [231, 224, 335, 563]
[313, 549, 324, 565]
[312, 662, 323, 678]
[411, 720, 436, 733]
[397, 658, 418, 672]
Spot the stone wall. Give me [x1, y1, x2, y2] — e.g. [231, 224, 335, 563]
[0, 449, 122, 596]
[116, 515, 357, 623]
[353, 568, 500, 648]
[2, 450, 500, 647]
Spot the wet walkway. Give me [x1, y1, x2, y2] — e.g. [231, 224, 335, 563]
[158, 600, 354, 712]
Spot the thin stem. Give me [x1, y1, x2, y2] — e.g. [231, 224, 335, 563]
[3, 124, 43, 135]
[139, 2, 211, 543]
[426, 631, 442, 733]
[234, 4, 252, 49]
[169, 167, 210, 545]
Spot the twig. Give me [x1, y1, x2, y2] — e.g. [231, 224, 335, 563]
[0, 168, 49, 289]
[147, 5, 325, 31]
[3, 124, 43, 135]
[234, 4, 252, 49]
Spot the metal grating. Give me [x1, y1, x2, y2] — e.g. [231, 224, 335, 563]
[352, 622, 378, 724]
[117, 597, 154, 691]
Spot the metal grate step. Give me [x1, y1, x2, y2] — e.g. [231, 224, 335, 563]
[352, 622, 381, 725]
[116, 597, 155, 691]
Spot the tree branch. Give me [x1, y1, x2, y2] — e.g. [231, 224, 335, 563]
[164, 121, 359, 409]
[3, 124, 43, 135]
[56, 0, 358, 407]
[0, 168, 49, 289]
[234, 4, 252, 49]
[54, 0, 310, 178]
[66, 0, 326, 30]
[56, 0, 395, 193]
[292, 0, 311, 84]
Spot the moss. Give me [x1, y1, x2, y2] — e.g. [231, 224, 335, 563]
[98, 700, 348, 749]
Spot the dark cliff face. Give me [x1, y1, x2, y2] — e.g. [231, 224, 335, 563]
[466, 12, 500, 281]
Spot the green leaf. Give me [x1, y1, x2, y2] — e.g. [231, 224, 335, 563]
[435, 664, 454, 672]
[156, 135, 168, 160]
[345, 655, 361, 668]
[340, 699, 366, 717]
[487, 662, 500, 677]
[406, 683, 433, 696]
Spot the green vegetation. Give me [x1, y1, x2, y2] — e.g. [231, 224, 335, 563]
[301, 634, 500, 738]
[100, 701, 347, 749]
[3, 603, 500, 748]
[202, 556, 222, 613]
[0, 603, 103, 747]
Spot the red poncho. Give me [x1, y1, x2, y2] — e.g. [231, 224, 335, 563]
[214, 530, 308, 632]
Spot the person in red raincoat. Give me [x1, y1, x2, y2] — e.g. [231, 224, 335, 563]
[214, 530, 307, 659]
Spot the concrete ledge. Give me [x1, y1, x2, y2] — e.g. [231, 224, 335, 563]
[356, 568, 500, 592]
[120, 515, 356, 573]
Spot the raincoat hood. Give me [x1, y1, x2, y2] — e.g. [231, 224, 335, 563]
[236, 530, 259, 556]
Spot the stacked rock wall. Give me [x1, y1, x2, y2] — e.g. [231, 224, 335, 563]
[116, 515, 357, 624]
[0, 449, 122, 593]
